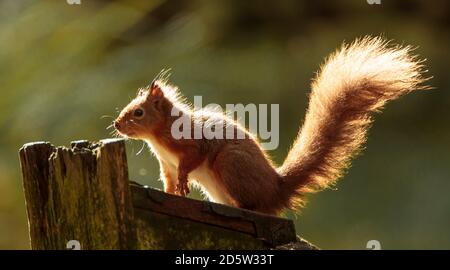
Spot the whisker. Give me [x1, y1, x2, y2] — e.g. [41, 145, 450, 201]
[136, 141, 147, 156]
[110, 129, 121, 139]
[106, 122, 114, 130]
[100, 115, 115, 120]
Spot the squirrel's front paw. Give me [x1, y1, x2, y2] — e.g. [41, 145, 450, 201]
[175, 181, 190, 197]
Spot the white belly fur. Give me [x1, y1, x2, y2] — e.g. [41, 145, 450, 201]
[190, 161, 232, 205]
[145, 139, 231, 205]
[145, 138, 179, 167]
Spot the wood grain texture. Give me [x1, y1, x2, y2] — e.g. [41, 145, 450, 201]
[19, 139, 137, 249]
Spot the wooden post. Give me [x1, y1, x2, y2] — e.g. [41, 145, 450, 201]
[19, 139, 317, 250]
[19, 139, 137, 249]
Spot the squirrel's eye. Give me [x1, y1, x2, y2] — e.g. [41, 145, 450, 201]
[133, 108, 144, 118]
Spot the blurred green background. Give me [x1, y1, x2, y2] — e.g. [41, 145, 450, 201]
[1, 0, 449, 249]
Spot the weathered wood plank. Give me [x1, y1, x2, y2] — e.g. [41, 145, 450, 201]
[131, 183, 297, 247]
[134, 208, 266, 249]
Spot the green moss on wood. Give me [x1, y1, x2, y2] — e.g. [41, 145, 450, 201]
[134, 209, 265, 250]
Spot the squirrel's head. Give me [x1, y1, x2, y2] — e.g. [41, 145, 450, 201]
[114, 80, 174, 139]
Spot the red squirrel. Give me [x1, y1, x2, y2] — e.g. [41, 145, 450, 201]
[114, 37, 429, 215]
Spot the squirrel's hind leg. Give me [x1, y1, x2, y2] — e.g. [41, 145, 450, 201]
[211, 143, 281, 214]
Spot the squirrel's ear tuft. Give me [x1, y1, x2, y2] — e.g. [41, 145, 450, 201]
[150, 82, 164, 98]
[137, 88, 147, 97]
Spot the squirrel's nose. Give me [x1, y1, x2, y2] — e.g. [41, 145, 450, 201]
[114, 121, 121, 130]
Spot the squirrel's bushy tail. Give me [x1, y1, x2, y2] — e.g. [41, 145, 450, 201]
[277, 36, 429, 210]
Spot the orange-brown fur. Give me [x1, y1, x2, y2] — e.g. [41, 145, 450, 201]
[115, 37, 429, 215]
